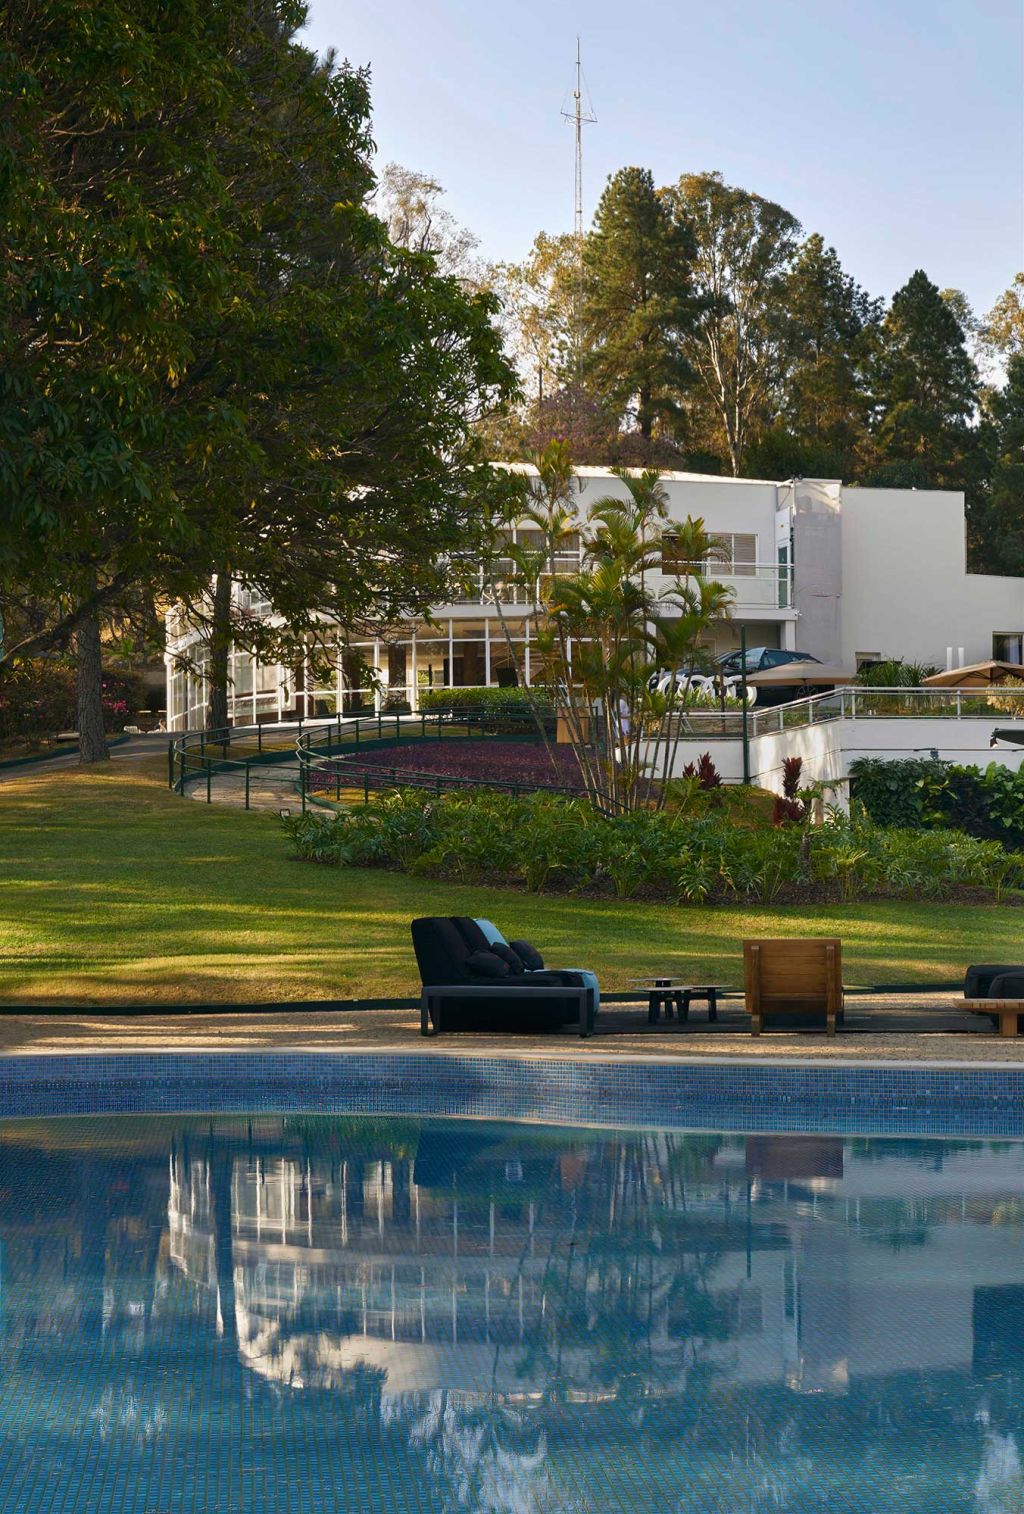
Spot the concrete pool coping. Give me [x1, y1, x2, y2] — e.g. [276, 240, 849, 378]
[2, 992, 1024, 1063]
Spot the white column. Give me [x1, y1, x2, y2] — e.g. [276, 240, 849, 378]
[484, 616, 491, 686]
[410, 632, 418, 712]
[336, 633, 343, 716]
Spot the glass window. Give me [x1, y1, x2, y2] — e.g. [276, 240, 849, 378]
[994, 634, 1024, 664]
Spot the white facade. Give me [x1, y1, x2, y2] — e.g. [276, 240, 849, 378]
[164, 466, 1024, 730]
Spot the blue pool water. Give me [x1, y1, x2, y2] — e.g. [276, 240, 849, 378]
[2, 1113, 1024, 1512]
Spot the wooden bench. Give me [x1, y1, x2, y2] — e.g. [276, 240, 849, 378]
[963, 999, 1024, 1038]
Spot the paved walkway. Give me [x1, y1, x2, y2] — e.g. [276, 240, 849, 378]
[0, 731, 170, 780]
[2, 992, 1023, 1063]
[183, 765, 303, 809]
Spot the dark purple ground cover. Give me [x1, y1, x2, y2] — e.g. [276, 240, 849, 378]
[319, 738, 584, 790]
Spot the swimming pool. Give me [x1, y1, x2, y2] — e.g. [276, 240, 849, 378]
[2, 1093, 1024, 1512]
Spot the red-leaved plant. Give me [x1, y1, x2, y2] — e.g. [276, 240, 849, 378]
[681, 752, 723, 790]
[773, 755, 806, 825]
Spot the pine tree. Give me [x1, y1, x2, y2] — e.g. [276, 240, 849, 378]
[768, 234, 878, 476]
[971, 355, 1024, 576]
[866, 269, 979, 487]
[580, 168, 700, 441]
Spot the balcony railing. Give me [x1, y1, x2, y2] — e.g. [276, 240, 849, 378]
[662, 685, 1024, 741]
[445, 559, 794, 611]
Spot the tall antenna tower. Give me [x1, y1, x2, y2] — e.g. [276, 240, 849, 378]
[561, 39, 595, 380]
[561, 37, 596, 242]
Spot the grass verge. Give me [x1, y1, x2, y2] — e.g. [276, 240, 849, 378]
[0, 764, 1011, 1006]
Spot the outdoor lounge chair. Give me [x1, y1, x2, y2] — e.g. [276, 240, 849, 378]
[743, 937, 844, 1036]
[411, 916, 598, 1037]
[962, 963, 1024, 1037]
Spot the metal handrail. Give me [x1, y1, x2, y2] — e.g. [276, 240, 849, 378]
[169, 707, 557, 810]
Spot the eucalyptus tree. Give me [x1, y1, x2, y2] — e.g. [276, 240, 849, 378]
[982, 274, 1024, 362]
[663, 172, 801, 474]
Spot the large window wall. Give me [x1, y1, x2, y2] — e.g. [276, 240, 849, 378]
[165, 614, 539, 729]
[166, 610, 788, 730]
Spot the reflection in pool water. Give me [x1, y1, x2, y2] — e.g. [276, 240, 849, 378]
[1, 1117, 1024, 1511]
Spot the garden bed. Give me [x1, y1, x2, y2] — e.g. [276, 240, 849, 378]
[313, 738, 585, 792]
[286, 788, 1024, 907]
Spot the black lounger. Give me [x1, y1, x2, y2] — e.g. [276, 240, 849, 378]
[411, 916, 597, 1037]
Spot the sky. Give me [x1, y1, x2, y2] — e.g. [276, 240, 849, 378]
[300, 0, 1024, 317]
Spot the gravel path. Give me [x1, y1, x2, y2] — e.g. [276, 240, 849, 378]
[2, 992, 1023, 1063]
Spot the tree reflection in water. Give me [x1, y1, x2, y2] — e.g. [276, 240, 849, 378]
[0, 1117, 1023, 1510]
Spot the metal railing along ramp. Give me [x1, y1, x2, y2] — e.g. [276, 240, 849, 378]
[169, 708, 572, 811]
[169, 688, 1024, 810]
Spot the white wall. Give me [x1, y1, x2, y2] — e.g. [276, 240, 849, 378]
[839, 488, 1024, 669]
[654, 716, 1024, 805]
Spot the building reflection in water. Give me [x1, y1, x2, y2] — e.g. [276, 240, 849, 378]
[3, 1118, 1024, 1510]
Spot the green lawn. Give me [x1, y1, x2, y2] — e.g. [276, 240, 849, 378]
[0, 763, 1015, 1005]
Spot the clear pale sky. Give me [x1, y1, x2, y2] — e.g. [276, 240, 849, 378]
[300, 0, 1023, 316]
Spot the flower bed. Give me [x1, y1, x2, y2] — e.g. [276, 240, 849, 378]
[313, 738, 584, 792]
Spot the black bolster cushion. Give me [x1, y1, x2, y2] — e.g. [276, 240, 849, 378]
[509, 939, 544, 971]
[965, 963, 1024, 998]
[465, 950, 510, 979]
[491, 943, 525, 975]
[988, 973, 1024, 1000]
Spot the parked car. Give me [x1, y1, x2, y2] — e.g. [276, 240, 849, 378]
[715, 647, 823, 677]
[647, 649, 823, 707]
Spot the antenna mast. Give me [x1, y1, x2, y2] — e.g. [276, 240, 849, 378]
[562, 38, 596, 242]
[561, 38, 595, 381]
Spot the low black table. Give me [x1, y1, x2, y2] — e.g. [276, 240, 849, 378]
[629, 980, 731, 1026]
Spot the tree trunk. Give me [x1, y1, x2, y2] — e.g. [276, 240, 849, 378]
[206, 569, 232, 733]
[75, 604, 109, 763]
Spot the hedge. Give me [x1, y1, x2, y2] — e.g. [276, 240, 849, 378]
[850, 757, 1024, 849]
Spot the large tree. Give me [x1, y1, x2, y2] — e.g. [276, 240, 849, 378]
[0, 0, 515, 752]
[495, 231, 581, 408]
[580, 167, 700, 442]
[664, 172, 800, 475]
[750, 234, 878, 479]
[865, 269, 979, 488]
[970, 354, 1024, 577]
[982, 273, 1024, 361]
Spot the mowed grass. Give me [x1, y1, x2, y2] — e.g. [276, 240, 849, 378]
[0, 762, 1017, 1006]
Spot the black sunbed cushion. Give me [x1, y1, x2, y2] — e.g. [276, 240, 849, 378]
[490, 943, 525, 974]
[509, 939, 544, 971]
[465, 950, 510, 979]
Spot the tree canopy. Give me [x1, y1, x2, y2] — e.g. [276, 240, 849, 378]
[580, 167, 701, 442]
[0, 0, 517, 751]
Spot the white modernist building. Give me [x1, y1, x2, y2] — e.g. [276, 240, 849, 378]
[164, 466, 1024, 731]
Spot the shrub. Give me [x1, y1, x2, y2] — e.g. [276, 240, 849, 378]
[0, 661, 146, 742]
[285, 787, 1021, 904]
[855, 659, 940, 686]
[773, 756, 807, 826]
[850, 756, 1024, 848]
[680, 752, 723, 790]
[848, 757, 948, 829]
[417, 686, 554, 724]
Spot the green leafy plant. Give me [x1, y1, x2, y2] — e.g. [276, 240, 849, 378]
[285, 787, 1020, 905]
